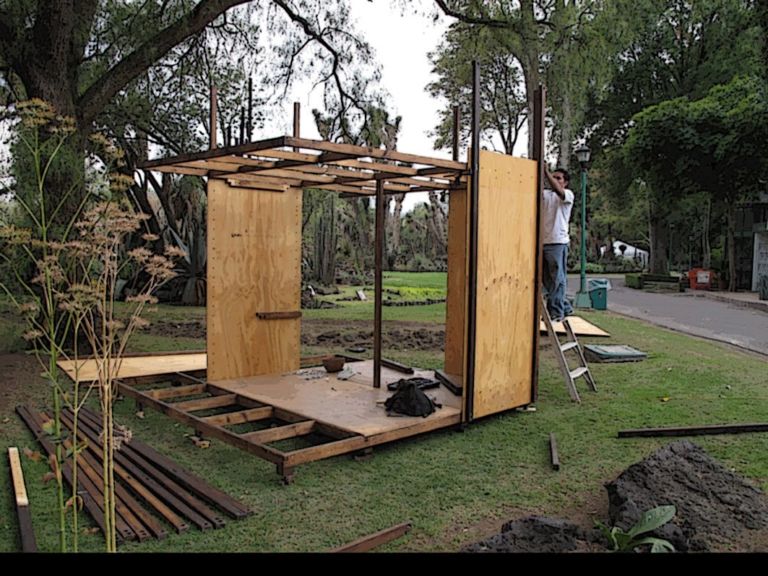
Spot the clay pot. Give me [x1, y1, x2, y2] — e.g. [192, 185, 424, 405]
[322, 355, 345, 373]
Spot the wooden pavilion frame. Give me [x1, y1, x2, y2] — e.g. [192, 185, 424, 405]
[127, 67, 546, 483]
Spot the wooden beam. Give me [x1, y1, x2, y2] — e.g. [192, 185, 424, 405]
[293, 102, 300, 151]
[224, 179, 290, 192]
[171, 394, 238, 413]
[200, 407, 274, 426]
[618, 423, 768, 438]
[147, 384, 207, 401]
[331, 521, 412, 553]
[285, 136, 467, 170]
[117, 384, 285, 464]
[531, 85, 546, 404]
[464, 60, 481, 423]
[8, 447, 37, 552]
[380, 358, 414, 375]
[210, 85, 217, 150]
[374, 179, 384, 389]
[452, 105, 460, 162]
[150, 164, 210, 176]
[549, 433, 560, 471]
[140, 136, 288, 169]
[256, 311, 302, 320]
[241, 421, 316, 444]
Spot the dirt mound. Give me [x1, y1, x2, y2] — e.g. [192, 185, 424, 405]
[463, 441, 768, 553]
[145, 320, 206, 339]
[301, 319, 444, 351]
[606, 439, 768, 552]
[140, 318, 445, 351]
[462, 517, 600, 553]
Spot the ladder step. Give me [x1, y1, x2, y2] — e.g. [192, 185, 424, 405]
[570, 367, 589, 380]
[560, 342, 578, 352]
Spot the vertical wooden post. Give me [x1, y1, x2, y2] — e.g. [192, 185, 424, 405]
[374, 179, 385, 389]
[239, 107, 245, 145]
[452, 105, 461, 162]
[531, 86, 546, 403]
[293, 102, 300, 152]
[293, 102, 300, 137]
[247, 77, 253, 141]
[210, 85, 218, 150]
[464, 61, 481, 422]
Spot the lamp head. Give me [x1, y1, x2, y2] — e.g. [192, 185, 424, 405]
[575, 144, 591, 167]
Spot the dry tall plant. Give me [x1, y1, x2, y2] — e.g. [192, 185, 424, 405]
[1, 100, 181, 551]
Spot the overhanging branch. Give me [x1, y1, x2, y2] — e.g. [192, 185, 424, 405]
[78, 0, 251, 127]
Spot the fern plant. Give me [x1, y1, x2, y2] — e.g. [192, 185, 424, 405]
[596, 505, 677, 553]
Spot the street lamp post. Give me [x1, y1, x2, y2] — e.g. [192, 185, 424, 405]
[574, 145, 591, 309]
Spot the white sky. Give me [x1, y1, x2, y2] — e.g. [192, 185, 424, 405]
[264, 3, 454, 212]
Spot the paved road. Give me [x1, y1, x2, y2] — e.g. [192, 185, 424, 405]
[566, 275, 768, 356]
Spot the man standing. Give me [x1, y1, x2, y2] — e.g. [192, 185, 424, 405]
[542, 168, 574, 321]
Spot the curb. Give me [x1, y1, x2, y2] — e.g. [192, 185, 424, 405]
[687, 291, 768, 314]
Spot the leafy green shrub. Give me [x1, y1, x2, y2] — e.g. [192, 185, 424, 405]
[625, 273, 642, 289]
[596, 505, 676, 553]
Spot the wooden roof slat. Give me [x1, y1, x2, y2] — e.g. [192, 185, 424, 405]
[225, 169, 337, 185]
[140, 136, 288, 169]
[151, 165, 209, 176]
[225, 179, 290, 192]
[285, 136, 466, 171]
[138, 135, 469, 185]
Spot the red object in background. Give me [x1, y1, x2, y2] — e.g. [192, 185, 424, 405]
[688, 268, 715, 290]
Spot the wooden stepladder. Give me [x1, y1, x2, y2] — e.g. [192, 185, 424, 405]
[540, 295, 597, 403]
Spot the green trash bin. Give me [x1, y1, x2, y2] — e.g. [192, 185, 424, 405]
[589, 286, 608, 310]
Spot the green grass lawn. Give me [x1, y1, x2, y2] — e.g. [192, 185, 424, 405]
[1, 273, 767, 552]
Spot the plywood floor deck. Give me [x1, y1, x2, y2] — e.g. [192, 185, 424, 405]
[214, 361, 462, 438]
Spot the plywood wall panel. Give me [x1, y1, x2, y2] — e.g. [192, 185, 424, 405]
[207, 181, 301, 380]
[472, 151, 538, 418]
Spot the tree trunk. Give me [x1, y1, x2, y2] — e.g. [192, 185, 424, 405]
[557, 91, 573, 171]
[726, 202, 737, 292]
[702, 197, 711, 269]
[313, 195, 337, 285]
[648, 208, 670, 275]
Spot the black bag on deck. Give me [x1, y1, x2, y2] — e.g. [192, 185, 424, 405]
[384, 379, 438, 417]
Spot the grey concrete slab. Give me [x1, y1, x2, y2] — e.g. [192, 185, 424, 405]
[566, 275, 768, 357]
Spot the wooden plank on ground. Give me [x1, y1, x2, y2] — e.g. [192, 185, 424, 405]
[618, 423, 768, 438]
[331, 522, 412, 553]
[8, 447, 37, 552]
[57, 353, 207, 382]
[15, 406, 120, 541]
[539, 316, 609, 337]
[59, 409, 190, 535]
[80, 406, 251, 519]
[549, 433, 560, 471]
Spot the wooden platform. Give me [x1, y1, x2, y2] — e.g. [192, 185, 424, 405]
[216, 362, 461, 437]
[88, 356, 461, 483]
